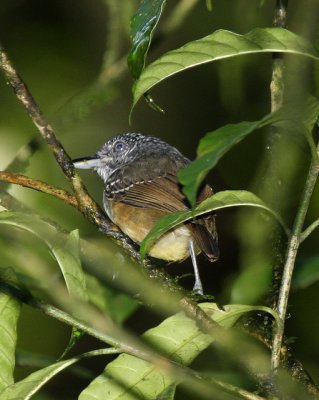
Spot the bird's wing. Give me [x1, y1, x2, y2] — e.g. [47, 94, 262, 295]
[109, 174, 188, 212]
[105, 152, 189, 212]
[188, 184, 219, 261]
[108, 174, 219, 262]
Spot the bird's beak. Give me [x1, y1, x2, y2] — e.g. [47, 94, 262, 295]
[73, 156, 103, 170]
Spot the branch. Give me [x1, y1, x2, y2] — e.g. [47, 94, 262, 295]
[0, 47, 100, 216]
[0, 171, 78, 208]
[300, 218, 319, 243]
[268, 3, 319, 381]
[271, 148, 319, 370]
[271, 0, 288, 113]
[213, 381, 265, 400]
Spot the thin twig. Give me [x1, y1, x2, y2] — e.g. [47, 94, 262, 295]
[100, 1, 123, 73]
[270, 0, 288, 113]
[55, 56, 127, 129]
[271, 147, 319, 370]
[0, 171, 78, 208]
[0, 47, 104, 219]
[214, 380, 265, 400]
[267, 0, 288, 371]
[161, 0, 198, 35]
[300, 218, 319, 243]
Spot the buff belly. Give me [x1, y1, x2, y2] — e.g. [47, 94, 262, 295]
[105, 201, 192, 262]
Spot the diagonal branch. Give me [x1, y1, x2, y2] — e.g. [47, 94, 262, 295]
[271, 146, 319, 370]
[0, 171, 78, 208]
[0, 47, 102, 219]
[300, 218, 319, 243]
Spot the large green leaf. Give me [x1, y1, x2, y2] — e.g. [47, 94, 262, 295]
[0, 359, 76, 400]
[0, 212, 87, 302]
[52, 229, 87, 301]
[85, 274, 138, 324]
[179, 114, 278, 205]
[0, 284, 21, 393]
[128, 0, 167, 80]
[229, 263, 272, 305]
[0, 349, 119, 400]
[132, 27, 319, 108]
[179, 96, 319, 206]
[292, 256, 319, 290]
[0, 213, 88, 357]
[79, 302, 278, 400]
[0, 211, 138, 323]
[140, 190, 287, 260]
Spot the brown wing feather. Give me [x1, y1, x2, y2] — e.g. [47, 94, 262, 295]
[108, 175, 219, 262]
[111, 174, 188, 212]
[189, 184, 219, 261]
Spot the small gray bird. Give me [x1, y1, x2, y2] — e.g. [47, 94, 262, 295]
[74, 133, 218, 294]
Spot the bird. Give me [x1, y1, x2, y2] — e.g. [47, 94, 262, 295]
[73, 132, 218, 294]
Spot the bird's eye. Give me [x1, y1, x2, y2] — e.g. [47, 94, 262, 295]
[114, 141, 125, 153]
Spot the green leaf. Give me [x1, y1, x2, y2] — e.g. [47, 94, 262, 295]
[0, 213, 88, 357]
[85, 274, 138, 324]
[0, 213, 87, 302]
[293, 257, 319, 290]
[0, 358, 77, 399]
[179, 114, 277, 205]
[132, 27, 319, 108]
[179, 96, 319, 206]
[0, 348, 120, 399]
[0, 212, 136, 323]
[0, 211, 57, 245]
[140, 190, 287, 260]
[58, 326, 85, 361]
[128, 0, 167, 80]
[52, 229, 87, 302]
[0, 282, 21, 392]
[287, 96, 319, 161]
[79, 302, 279, 399]
[229, 264, 272, 305]
[206, 0, 213, 11]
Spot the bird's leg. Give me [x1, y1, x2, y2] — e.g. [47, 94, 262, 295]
[188, 239, 204, 295]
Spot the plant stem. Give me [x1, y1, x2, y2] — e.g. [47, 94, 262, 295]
[267, 0, 288, 371]
[214, 380, 265, 400]
[0, 171, 78, 208]
[271, 147, 319, 370]
[270, 0, 288, 113]
[300, 218, 319, 242]
[273, 0, 288, 28]
[0, 45, 109, 227]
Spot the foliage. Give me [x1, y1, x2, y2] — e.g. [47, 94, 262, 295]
[0, 0, 319, 399]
